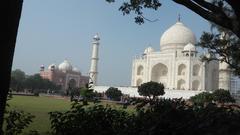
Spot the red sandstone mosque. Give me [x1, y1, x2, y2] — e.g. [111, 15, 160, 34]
[40, 34, 100, 91]
[40, 60, 89, 90]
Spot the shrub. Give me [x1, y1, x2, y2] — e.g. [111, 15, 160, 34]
[105, 87, 122, 101]
[49, 99, 240, 135]
[4, 92, 35, 135]
[190, 92, 213, 106]
[212, 89, 235, 103]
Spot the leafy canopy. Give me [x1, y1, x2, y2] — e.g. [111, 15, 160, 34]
[138, 81, 165, 101]
[105, 87, 123, 101]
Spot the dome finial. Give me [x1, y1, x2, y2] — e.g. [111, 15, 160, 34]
[178, 13, 181, 22]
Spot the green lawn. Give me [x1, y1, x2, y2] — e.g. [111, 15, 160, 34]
[7, 95, 72, 134]
[7, 95, 135, 134]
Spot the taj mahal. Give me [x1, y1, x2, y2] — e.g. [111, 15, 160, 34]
[131, 20, 220, 91]
[93, 19, 233, 99]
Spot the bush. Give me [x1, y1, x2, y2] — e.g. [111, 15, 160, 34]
[49, 102, 131, 135]
[49, 99, 240, 135]
[190, 89, 235, 105]
[105, 87, 122, 101]
[4, 93, 35, 135]
[190, 92, 213, 106]
[212, 89, 235, 103]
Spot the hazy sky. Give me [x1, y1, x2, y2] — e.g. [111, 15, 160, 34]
[13, 0, 211, 86]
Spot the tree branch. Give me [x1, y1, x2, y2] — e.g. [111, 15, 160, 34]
[173, 0, 240, 37]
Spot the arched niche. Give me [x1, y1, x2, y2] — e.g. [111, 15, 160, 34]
[178, 64, 186, 75]
[68, 79, 77, 89]
[177, 79, 185, 90]
[136, 78, 143, 86]
[193, 64, 200, 76]
[192, 80, 200, 90]
[151, 63, 168, 83]
[137, 65, 144, 75]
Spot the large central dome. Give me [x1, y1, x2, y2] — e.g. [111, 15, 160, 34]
[160, 21, 196, 52]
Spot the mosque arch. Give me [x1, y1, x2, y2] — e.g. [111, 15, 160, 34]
[68, 79, 77, 89]
[137, 65, 144, 75]
[151, 63, 168, 82]
[136, 78, 143, 86]
[193, 64, 200, 76]
[177, 79, 186, 90]
[178, 64, 186, 75]
[192, 80, 200, 90]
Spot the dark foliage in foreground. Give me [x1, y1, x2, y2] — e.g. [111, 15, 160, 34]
[4, 93, 35, 135]
[49, 98, 240, 135]
[190, 89, 235, 105]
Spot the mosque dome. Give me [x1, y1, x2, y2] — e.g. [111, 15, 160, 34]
[160, 21, 196, 51]
[48, 64, 57, 70]
[144, 47, 154, 54]
[58, 60, 73, 72]
[183, 43, 196, 52]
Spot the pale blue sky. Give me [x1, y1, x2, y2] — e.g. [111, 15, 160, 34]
[13, 0, 210, 86]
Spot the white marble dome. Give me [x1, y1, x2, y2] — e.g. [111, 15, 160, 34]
[58, 60, 73, 72]
[160, 21, 196, 51]
[144, 47, 154, 54]
[183, 43, 196, 52]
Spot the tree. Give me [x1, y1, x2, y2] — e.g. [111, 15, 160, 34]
[198, 25, 240, 75]
[1, 0, 23, 131]
[138, 81, 165, 101]
[10, 69, 26, 92]
[105, 87, 123, 101]
[24, 74, 60, 93]
[106, 0, 240, 38]
[212, 89, 235, 103]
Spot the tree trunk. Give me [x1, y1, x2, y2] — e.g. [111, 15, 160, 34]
[1, 0, 23, 133]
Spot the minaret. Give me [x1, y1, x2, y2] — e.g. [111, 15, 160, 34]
[218, 32, 231, 90]
[89, 34, 100, 87]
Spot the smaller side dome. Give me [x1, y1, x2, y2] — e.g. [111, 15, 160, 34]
[73, 67, 81, 73]
[144, 47, 154, 54]
[183, 43, 196, 52]
[48, 64, 57, 71]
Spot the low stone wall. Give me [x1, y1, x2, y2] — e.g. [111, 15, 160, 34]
[94, 86, 203, 99]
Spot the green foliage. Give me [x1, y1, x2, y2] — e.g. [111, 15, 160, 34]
[105, 87, 122, 101]
[10, 69, 26, 92]
[10, 70, 61, 93]
[4, 93, 35, 135]
[190, 92, 213, 105]
[138, 81, 165, 101]
[198, 29, 240, 75]
[4, 110, 35, 135]
[190, 89, 235, 105]
[49, 98, 240, 135]
[49, 102, 132, 135]
[212, 89, 235, 103]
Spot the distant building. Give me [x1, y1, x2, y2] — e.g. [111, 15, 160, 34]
[40, 60, 89, 90]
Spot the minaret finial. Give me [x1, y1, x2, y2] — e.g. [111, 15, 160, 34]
[178, 14, 181, 22]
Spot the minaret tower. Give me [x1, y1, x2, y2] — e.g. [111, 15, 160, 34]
[219, 32, 231, 90]
[89, 34, 100, 87]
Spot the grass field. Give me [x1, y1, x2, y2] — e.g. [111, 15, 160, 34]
[7, 95, 134, 134]
[7, 95, 72, 134]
